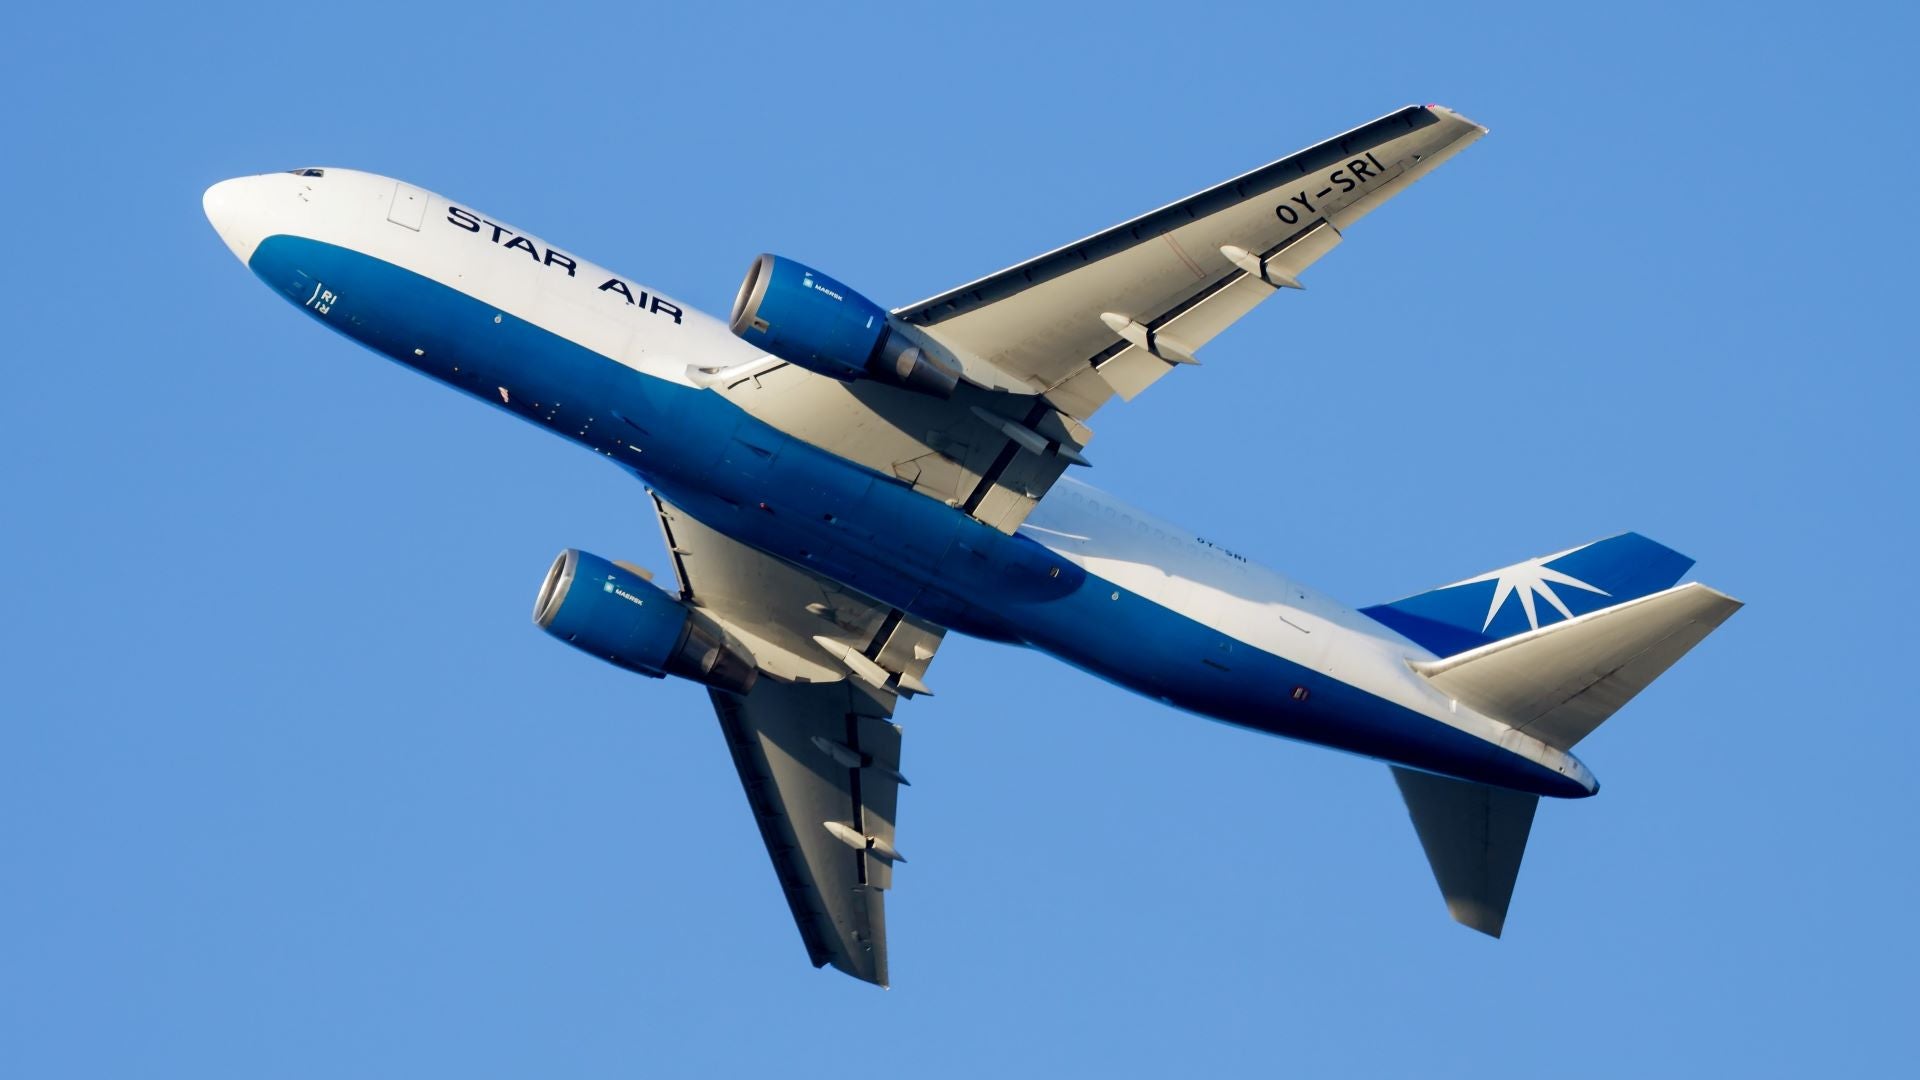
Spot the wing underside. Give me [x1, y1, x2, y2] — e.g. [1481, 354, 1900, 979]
[896, 105, 1488, 418]
[710, 678, 904, 985]
[650, 493, 937, 985]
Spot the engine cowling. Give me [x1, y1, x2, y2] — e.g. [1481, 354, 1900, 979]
[728, 253, 960, 398]
[532, 549, 756, 695]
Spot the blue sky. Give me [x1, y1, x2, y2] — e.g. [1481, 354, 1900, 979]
[3, 2, 1915, 1075]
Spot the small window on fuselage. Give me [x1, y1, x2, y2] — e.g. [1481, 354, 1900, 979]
[286, 168, 325, 178]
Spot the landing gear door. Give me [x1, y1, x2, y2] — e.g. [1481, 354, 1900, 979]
[387, 182, 428, 230]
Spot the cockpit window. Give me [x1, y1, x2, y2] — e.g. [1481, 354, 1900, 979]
[285, 168, 325, 178]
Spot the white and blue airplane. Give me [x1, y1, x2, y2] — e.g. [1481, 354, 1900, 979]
[204, 106, 1739, 987]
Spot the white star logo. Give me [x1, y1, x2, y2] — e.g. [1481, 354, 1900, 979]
[1452, 550, 1610, 632]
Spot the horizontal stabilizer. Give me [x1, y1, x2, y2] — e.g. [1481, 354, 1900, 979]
[1415, 583, 1742, 750]
[1392, 766, 1538, 937]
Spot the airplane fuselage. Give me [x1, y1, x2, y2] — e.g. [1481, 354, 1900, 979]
[204, 168, 1598, 799]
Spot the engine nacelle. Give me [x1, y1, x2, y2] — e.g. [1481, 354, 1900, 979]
[728, 253, 960, 398]
[532, 549, 756, 695]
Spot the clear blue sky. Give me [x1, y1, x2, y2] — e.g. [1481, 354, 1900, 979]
[3, 2, 1914, 1076]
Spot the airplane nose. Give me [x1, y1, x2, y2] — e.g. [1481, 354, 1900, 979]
[203, 176, 267, 265]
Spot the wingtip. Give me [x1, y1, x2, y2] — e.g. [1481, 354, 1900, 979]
[1418, 103, 1489, 136]
[1447, 899, 1509, 938]
[1696, 583, 1746, 611]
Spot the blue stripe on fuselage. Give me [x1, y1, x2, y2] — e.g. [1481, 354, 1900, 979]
[245, 235, 1592, 798]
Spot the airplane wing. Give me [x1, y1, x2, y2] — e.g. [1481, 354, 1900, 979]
[652, 493, 939, 986]
[710, 106, 1484, 536]
[893, 104, 1487, 418]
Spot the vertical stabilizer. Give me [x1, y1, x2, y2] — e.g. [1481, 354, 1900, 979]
[1362, 533, 1695, 657]
[1392, 767, 1539, 937]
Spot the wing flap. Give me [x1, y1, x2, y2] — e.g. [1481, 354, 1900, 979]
[1082, 221, 1348, 403]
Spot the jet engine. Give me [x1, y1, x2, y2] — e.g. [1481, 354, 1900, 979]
[532, 549, 756, 694]
[728, 253, 961, 398]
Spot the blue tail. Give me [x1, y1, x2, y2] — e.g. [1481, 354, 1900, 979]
[1360, 533, 1695, 658]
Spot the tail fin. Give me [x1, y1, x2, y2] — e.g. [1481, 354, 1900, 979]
[1361, 532, 1696, 658]
[1392, 767, 1537, 937]
[1381, 536, 1741, 939]
[1391, 583, 1740, 936]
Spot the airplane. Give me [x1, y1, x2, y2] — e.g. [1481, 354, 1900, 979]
[202, 105, 1740, 987]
